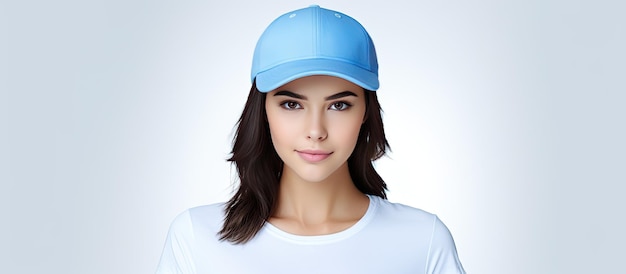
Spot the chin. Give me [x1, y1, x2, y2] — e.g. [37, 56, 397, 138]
[280, 155, 351, 184]
[294, 170, 335, 184]
[290, 162, 348, 184]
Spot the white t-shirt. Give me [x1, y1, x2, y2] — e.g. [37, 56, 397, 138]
[156, 195, 466, 274]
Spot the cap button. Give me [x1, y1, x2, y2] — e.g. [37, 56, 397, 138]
[309, 4, 320, 8]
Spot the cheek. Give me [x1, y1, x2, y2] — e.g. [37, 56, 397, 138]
[330, 116, 363, 147]
[266, 111, 293, 150]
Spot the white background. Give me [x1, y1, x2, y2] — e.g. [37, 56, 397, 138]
[2, 0, 625, 273]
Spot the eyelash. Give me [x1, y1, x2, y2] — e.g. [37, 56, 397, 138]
[329, 101, 352, 111]
[279, 101, 352, 111]
[279, 101, 302, 110]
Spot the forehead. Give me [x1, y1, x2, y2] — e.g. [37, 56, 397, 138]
[271, 75, 363, 96]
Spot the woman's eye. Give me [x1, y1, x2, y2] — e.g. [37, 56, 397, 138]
[329, 102, 351, 111]
[280, 101, 301, 110]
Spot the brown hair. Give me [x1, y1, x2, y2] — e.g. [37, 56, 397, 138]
[219, 82, 390, 244]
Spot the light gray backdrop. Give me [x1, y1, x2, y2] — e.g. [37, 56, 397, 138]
[2, 0, 625, 273]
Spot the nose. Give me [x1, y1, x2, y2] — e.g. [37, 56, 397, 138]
[306, 111, 327, 141]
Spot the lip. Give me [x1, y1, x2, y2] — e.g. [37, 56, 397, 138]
[296, 150, 333, 163]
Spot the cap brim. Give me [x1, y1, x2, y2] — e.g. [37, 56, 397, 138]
[255, 59, 379, 92]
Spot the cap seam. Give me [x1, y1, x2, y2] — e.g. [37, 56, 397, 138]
[313, 6, 319, 56]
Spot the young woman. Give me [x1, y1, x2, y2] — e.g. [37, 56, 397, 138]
[157, 5, 465, 273]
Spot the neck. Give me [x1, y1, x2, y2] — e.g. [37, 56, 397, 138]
[271, 163, 368, 231]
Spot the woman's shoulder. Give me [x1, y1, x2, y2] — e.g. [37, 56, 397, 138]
[156, 202, 228, 273]
[187, 202, 226, 218]
[369, 196, 465, 273]
[166, 202, 227, 234]
[370, 195, 437, 224]
[369, 196, 459, 241]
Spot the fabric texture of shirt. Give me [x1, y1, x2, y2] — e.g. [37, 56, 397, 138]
[156, 195, 466, 274]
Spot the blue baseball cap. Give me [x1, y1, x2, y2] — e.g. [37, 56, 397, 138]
[251, 5, 379, 92]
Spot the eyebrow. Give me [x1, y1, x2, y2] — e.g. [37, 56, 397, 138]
[274, 90, 358, 100]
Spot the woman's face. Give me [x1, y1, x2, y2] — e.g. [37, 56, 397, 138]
[265, 75, 366, 183]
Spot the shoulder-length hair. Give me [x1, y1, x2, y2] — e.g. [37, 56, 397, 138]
[219, 82, 390, 244]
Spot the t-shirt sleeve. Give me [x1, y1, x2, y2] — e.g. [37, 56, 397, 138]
[425, 215, 466, 274]
[155, 210, 196, 274]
